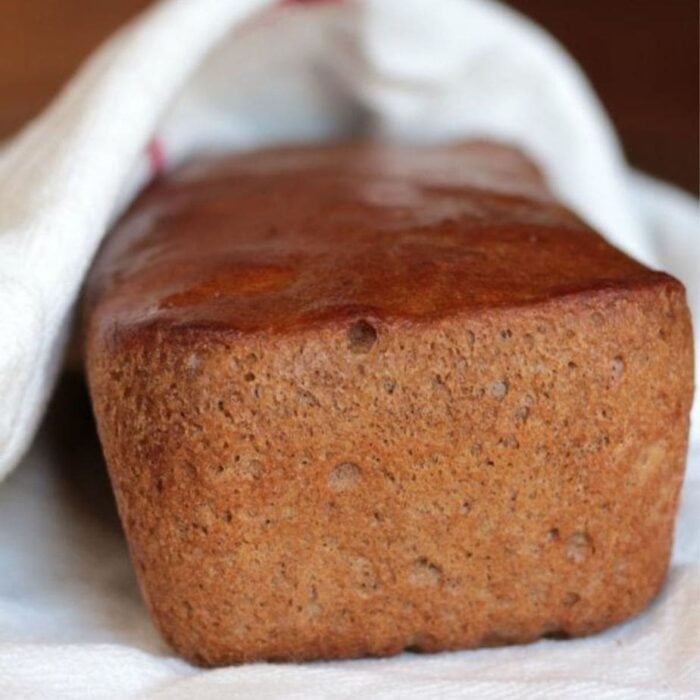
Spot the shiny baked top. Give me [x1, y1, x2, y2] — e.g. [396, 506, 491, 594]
[86, 141, 669, 338]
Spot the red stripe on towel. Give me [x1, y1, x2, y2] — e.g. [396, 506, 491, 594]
[146, 138, 165, 176]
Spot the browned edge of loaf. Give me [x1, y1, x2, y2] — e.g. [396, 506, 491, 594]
[83, 143, 695, 666]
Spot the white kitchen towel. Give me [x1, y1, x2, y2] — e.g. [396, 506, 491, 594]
[0, 0, 698, 482]
[0, 0, 698, 697]
[0, 390, 697, 699]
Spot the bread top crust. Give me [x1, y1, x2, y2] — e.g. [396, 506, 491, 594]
[85, 141, 676, 344]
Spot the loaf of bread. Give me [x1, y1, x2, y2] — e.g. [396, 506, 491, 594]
[84, 142, 693, 665]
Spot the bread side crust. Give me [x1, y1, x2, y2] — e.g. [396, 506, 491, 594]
[86, 279, 694, 665]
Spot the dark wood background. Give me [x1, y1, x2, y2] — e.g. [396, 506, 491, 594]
[3, 0, 697, 193]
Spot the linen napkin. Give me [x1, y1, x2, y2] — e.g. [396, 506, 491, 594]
[0, 0, 697, 480]
[0, 0, 697, 696]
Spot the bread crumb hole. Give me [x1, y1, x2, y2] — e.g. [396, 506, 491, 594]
[329, 462, 361, 491]
[515, 405, 530, 422]
[306, 600, 321, 618]
[244, 372, 256, 382]
[610, 356, 625, 380]
[634, 440, 667, 481]
[350, 555, 379, 596]
[409, 557, 442, 587]
[298, 389, 319, 407]
[546, 528, 560, 542]
[347, 320, 377, 353]
[242, 459, 263, 479]
[566, 531, 593, 563]
[563, 591, 581, 607]
[490, 380, 508, 398]
[498, 434, 519, 449]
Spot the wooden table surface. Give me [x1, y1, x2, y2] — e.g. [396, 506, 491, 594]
[3, 0, 697, 193]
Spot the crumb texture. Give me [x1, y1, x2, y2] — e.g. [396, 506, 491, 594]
[84, 142, 694, 666]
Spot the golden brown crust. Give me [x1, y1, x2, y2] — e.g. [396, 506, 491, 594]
[86, 141, 669, 342]
[84, 142, 694, 666]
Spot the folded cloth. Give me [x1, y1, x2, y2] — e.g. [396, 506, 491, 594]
[0, 0, 697, 481]
[0, 0, 697, 696]
[0, 386, 697, 699]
